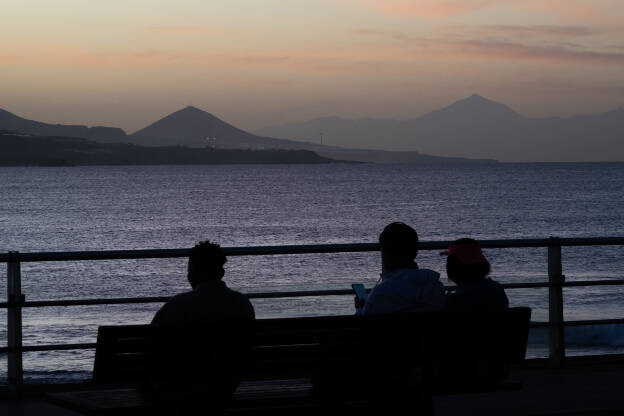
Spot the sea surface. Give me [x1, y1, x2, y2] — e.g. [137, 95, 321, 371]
[0, 163, 623, 383]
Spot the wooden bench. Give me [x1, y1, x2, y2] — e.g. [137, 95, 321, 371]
[48, 307, 531, 415]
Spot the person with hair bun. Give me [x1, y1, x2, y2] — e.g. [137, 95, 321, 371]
[442, 238, 508, 311]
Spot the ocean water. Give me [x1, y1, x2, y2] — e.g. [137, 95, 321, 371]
[0, 163, 623, 383]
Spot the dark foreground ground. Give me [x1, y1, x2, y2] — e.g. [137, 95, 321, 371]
[2, 356, 624, 416]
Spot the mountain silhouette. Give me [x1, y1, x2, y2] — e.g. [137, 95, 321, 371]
[0, 105, 495, 163]
[0, 108, 126, 142]
[258, 95, 624, 162]
[130, 105, 325, 151]
[132, 106, 258, 147]
[423, 94, 520, 122]
[127, 106, 495, 163]
[3, 94, 622, 162]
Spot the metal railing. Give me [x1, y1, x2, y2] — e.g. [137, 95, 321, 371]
[2, 237, 624, 395]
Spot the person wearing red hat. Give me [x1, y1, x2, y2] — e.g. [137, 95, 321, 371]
[442, 238, 508, 310]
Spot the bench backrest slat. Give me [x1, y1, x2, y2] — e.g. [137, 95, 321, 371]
[93, 307, 531, 386]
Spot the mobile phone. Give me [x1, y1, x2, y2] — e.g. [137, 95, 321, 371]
[351, 283, 368, 301]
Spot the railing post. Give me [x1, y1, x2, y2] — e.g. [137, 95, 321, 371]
[548, 238, 565, 367]
[7, 252, 24, 396]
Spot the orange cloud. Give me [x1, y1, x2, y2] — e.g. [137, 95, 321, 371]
[352, 28, 624, 65]
[145, 25, 220, 35]
[354, 0, 499, 18]
[351, 0, 614, 22]
[443, 24, 600, 38]
[4, 30, 624, 74]
[424, 38, 624, 65]
[0, 45, 192, 68]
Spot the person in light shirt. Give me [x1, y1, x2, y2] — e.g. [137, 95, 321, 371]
[356, 222, 446, 314]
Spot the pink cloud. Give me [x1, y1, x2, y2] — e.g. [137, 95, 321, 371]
[354, 0, 499, 18]
[352, 28, 624, 65]
[351, 0, 616, 22]
[427, 38, 624, 65]
[443, 24, 600, 38]
[5, 28, 624, 73]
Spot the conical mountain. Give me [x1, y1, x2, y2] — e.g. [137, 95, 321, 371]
[422, 94, 520, 122]
[131, 106, 260, 147]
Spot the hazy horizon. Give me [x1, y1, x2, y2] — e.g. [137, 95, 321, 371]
[2, 93, 623, 137]
[2, 1, 624, 133]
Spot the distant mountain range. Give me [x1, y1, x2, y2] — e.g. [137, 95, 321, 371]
[0, 131, 332, 166]
[0, 104, 496, 164]
[0, 108, 127, 142]
[5, 94, 621, 162]
[257, 94, 624, 162]
[128, 106, 495, 164]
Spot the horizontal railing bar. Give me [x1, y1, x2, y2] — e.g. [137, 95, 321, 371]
[0, 289, 361, 308]
[562, 280, 624, 287]
[560, 318, 624, 326]
[1, 280, 623, 309]
[553, 237, 624, 247]
[529, 318, 624, 327]
[2, 237, 623, 262]
[0, 343, 97, 353]
[1, 280, 622, 309]
[20, 297, 171, 308]
[3, 318, 623, 354]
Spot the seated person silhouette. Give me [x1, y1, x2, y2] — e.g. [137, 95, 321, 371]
[442, 238, 508, 310]
[147, 241, 255, 414]
[432, 239, 511, 387]
[356, 222, 446, 314]
[152, 241, 254, 324]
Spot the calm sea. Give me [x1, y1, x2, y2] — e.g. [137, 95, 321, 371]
[1, 163, 623, 382]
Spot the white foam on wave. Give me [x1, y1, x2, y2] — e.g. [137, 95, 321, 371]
[529, 324, 624, 347]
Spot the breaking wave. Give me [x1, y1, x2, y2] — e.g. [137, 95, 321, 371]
[529, 324, 624, 347]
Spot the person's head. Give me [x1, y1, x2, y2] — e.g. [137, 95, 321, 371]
[187, 241, 227, 289]
[443, 238, 490, 285]
[379, 222, 419, 272]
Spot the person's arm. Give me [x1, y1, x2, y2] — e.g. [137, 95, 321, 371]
[151, 304, 165, 325]
[245, 297, 256, 320]
[354, 296, 366, 315]
[361, 290, 385, 314]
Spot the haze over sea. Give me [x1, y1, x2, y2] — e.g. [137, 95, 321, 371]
[1, 162, 624, 382]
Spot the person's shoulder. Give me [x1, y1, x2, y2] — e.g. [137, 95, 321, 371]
[165, 290, 196, 305]
[224, 285, 250, 301]
[152, 290, 195, 325]
[405, 268, 443, 288]
[484, 277, 503, 286]
[156, 290, 194, 308]
[483, 278, 506, 292]
[416, 268, 441, 280]
[223, 286, 256, 317]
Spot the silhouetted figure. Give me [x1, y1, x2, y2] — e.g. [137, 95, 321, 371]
[152, 241, 254, 324]
[147, 241, 255, 415]
[356, 222, 446, 314]
[442, 238, 509, 310]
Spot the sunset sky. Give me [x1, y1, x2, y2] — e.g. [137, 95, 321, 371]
[2, 0, 623, 132]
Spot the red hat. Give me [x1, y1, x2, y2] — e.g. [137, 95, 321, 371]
[440, 240, 488, 265]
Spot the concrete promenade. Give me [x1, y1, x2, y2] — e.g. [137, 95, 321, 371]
[2, 356, 624, 416]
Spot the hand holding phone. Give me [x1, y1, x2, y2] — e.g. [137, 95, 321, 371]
[352, 283, 368, 303]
